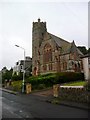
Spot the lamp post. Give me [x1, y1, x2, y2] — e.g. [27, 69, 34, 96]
[15, 45, 25, 93]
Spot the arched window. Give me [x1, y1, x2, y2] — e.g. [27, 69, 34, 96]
[43, 43, 52, 63]
[33, 67, 37, 76]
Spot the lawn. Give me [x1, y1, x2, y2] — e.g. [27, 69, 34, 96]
[62, 81, 86, 86]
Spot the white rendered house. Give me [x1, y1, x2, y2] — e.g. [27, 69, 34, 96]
[82, 54, 90, 80]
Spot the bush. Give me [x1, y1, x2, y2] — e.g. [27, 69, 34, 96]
[2, 69, 13, 84]
[55, 72, 84, 84]
[26, 72, 84, 90]
[12, 73, 23, 81]
[11, 80, 22, 92]
[9, 72, 84, 91]
[32, 84, 46, 90]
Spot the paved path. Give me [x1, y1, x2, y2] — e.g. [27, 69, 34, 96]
[32, 88, 53, 97]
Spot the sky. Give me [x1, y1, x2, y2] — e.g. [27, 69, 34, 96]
[0, 0, 89, 70]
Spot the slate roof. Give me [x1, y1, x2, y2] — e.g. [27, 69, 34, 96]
[48, 33, 83, 56]
[70, 41, 83, 56]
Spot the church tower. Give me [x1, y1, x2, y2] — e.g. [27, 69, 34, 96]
[32, 18, 47, 75]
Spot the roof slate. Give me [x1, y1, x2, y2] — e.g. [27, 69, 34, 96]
[48, 33, 83, 56]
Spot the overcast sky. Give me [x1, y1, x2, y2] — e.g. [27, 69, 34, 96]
[0, 0, 89, 70]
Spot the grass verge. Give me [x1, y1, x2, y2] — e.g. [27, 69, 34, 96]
[62, 81, 86, 86]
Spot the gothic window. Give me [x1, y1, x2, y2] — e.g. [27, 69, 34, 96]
[33, 67, 37, 76]
[49, 64, 52, 71]
[43, 43, 52, 63]
[68, 60, 73, 70]
[55, 56, 58, 61]
[42, 33, 44, 37]
[72, 61, 74, 65]
[64, 62, 67, 70]
[74, 53, 77, 60]
[74, 63, 77, 72]
[38, 50, 40, 55]
[43, 65, 47, 71]
[78, 62, 80, 68]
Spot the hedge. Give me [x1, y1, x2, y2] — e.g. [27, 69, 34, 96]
[26, 72, 84, 89]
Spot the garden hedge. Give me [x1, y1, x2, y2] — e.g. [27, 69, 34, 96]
[26, 72, 84, 89]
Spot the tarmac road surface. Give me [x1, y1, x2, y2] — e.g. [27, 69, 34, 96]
[2, 90, 89, 119]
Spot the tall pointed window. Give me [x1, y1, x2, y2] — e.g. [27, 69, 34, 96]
[43, 43, 52, 63]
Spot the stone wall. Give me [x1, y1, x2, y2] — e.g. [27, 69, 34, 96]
[59, 86, 89, 103]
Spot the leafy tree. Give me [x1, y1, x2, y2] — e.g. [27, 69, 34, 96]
[88, 48, 90, 54]
[77, 46, 88, 55]
[12, 72, 23, 81]
[2, 66, 7, 71]
[2, 67, 13, 84]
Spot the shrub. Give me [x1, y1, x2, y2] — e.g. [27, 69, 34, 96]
[12, 73, 23, 81]
[55, 72, 84, 84]
[26, 72, 84, 90]
[11, 80, 22, 92]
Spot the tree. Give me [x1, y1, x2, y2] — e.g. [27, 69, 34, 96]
[2, 67, 13, 84]
[77, 46, 88, 55]
[88, 48, 90, 54]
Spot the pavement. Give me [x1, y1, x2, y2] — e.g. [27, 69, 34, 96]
[0, 87, 18, 95]
[1, 87, 90, 111]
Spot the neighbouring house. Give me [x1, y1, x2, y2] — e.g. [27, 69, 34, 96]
[1, 67, 7, 74]
[13, 56, 32, 76]
[81, 53, 90, 80]
[32, 18, 84, 76]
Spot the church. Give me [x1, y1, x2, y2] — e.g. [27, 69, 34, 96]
[32, 19, 83, 76]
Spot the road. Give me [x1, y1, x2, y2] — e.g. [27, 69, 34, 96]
[2, 90, 89, 119]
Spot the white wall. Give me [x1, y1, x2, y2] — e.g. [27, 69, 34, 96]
[82, 57, 90, 80]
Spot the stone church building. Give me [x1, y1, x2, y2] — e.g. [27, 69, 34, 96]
[32, 19, 83, 76]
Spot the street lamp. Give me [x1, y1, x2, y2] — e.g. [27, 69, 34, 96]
[15, 45, 25, 93]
